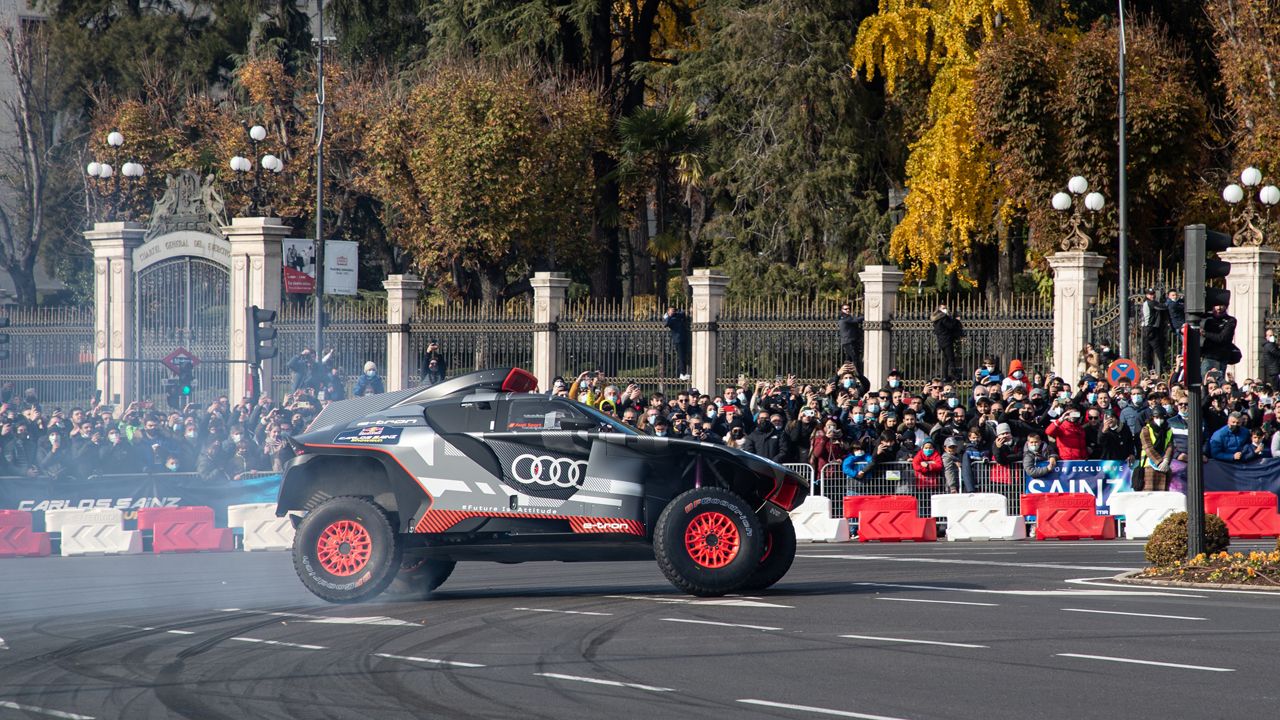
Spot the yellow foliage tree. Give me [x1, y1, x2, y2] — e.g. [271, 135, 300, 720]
[852, 0, 1031, 282]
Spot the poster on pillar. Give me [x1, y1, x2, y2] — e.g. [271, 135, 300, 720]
[324, 240, 359, 296]
[282, 238, 316, 294]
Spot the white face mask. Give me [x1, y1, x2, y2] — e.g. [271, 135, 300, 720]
[1153, 418, 1165, 426]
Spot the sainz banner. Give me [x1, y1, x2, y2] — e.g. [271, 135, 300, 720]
[0, 473, 281, 531]
[1024, 460, 1132, 515]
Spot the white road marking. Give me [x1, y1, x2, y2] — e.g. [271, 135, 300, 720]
[229, 637, 325, 650]
[117, 625, 195, 635]
[373, 652, 486, 668]
[535, 673, 674, 692]
[1056, 653, 1234, 672]
[876, 598, 998, 607]
[605, 595, 792, 608]
[0, 636, 7, 650]
[738, 698, 912, 720]
[219, 609, 419, 626]
[1062, 608, 1206, 621]
[660, 618, 781, 631]
[1066, 575, 1256, 597]
[839, 634, 987, 649]
[0, 700, 95, 719]
[513, 607, 613, 616]
[853, 581, 1191, 598]
[802, 554, 1134, 572]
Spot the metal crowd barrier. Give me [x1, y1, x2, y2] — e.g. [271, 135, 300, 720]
[818, 461, 1024, 519]
[781, 463, 816, 493]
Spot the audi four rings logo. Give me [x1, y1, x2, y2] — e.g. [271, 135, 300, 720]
[510, 454, 588, 488]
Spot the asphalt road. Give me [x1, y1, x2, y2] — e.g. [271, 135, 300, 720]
[2, 539, 1279, 720]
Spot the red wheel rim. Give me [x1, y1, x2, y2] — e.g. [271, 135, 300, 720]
[316, 520, 372, 576]
[684, 511, 741, 569]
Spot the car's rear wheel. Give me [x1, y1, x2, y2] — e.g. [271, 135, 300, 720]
[293, 496, 401, 603]
[740, 519, 797, 591]
[387, 557, 456, 598]
[654, 487, 764, 597]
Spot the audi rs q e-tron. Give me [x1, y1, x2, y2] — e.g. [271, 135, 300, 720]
[276, 368, 808, 603]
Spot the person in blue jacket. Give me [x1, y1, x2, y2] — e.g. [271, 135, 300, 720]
[1208, 411, 1253, 462]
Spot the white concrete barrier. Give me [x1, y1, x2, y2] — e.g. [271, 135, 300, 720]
[930, 493, 1026, 541]
[44, 508, 142, 556]
[1108, 491, 1185, 539]
[227, 503, 296, 551]
[789, 495, 851, 542]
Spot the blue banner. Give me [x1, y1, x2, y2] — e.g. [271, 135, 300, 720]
[0, 473, 281, 531]
[1024, 460, 1132, 515]
[1204, 458, 1280, 495]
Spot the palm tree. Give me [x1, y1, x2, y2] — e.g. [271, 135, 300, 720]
[615, 104, 708, 303]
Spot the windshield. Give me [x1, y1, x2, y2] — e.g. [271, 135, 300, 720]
[572, 400, 639, 436]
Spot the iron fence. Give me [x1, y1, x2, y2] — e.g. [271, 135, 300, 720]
[272, 296, 389, 400]
[409, 299, 533, 383]
[891, 293, 1053, 390]
[0, 306, 95, 409]
[818, 460, 1026, 519]
[717, 297, 860, 389]
[1092, 265, 1183, 374]
[556, 297, 683, 394]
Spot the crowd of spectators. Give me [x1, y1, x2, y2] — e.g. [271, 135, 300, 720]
[560, 348, 1280, 496]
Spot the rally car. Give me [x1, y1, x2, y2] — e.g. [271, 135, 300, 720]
[276, 367, 807, 603]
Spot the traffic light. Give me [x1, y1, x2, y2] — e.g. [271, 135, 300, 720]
[165, 357, 195, 408]
[247, 305, 277, 363]
[0, 317, 10, 361]
[1185, 225, 1232, 319]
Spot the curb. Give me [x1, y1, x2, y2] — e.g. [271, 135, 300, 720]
[1112, 569, 1280, 592]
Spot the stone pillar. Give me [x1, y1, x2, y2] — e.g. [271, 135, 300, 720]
[87, 222, 146, 406]
[531, 272, 570, 390]
[858, 265, 905, 387]
[688, 268, 729, 395]
[1047, 251, 1106, 380]
[383, 274, 424, 392]
[1221, 245, 1280, 381]
[223, 217, 288, 403]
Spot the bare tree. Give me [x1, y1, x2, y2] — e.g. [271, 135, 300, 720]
[0, 21, 65, 306]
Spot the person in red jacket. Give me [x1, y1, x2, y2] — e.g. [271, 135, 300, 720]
[1045, 405, 1088, 460]
[912, 438, 944, 488]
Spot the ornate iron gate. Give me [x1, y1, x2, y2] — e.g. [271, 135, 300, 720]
[135, 256, 231, 406]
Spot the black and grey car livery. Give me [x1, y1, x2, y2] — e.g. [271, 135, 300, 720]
[277, 368, 808, 603]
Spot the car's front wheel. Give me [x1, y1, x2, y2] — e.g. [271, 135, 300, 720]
[653, 487, 764, 597]
[293, 496, 401, 603]
[387, 557, 457, 598]
[740, 519, 797, 591]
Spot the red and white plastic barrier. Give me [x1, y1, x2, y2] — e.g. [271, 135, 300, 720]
[788, 496, 851, 542]
[1033, 493, 1116, 540]
[930, 493, 1025, 541]
[1204, 491, 1280, 538]
[853, 495, 936, 542]
[227, 503, 296, 551]
[44, 508, 142, 556]
[137, 506, 234, 553]
[0, 509, 51, 557]
[1108, 491, 1184, 539]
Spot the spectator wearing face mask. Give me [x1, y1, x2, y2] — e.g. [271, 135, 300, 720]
[1002, 359, 1030, 396]
[912, 438, 944, 488]
[1022, 431, 1058, 479]
[973, 357, 1004, 388]
[744, 413, 787, 463]
[353, 362, 386, 396]
[651, 417, 672, 438]
[1208, 411, 1253, 462]
[784, 408, 819, 463]
[1093, 413, 1133, 462]
[1263, 330, 1280, 388]
[1136, 407, 1175, 491]
[1119, 391, 1150, 445]
[810, 421, 848, 478]
[1045, 405, 1088, 460]
[992, 423, 1020, 466]
[960, 426, 989, 493]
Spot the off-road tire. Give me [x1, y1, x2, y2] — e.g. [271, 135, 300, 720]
[653, 487, 764, 597]
[740, 519, 797, 591]
[387, 557, 457, 598]
[293, 496, 402, 603]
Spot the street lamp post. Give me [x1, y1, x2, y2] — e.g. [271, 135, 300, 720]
[1221, 166, 1280, 247]
[228, 124, 284, 216]
[1051, 175, 1106, 252]
[85, 130, 145, 222]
